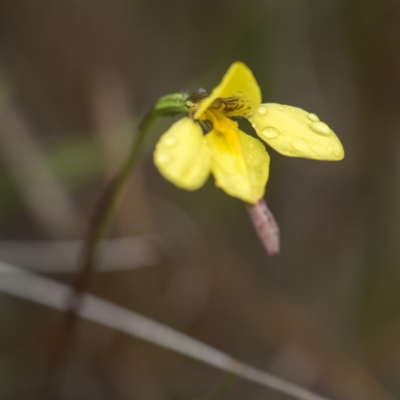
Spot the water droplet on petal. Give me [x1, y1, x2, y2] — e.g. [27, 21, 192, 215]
[278, 106, 284, 111]
[307, 113, 319, 122]
[282, 145, 294, 155]
[292, 139, 310, 152]
[250, 171, 261, 184]
[261, 126, 280, 139]
[226, 157, 235, 166]
[157, 153, 171, 164]
[251, 122, 257, 129]
[218, 136, 225, 144]
[310, 121, 331, 136]
[334, 149, 341, 157]
[290, 108, 296, 112]
[246, 152, 254, 161]
[258, 107, 267, 116]
[164, 136, 178, 147]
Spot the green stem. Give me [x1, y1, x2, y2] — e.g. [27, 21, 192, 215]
[72, 91, 188, 306]
[71, 109, 158, 299]
[45, 92, 188, 397]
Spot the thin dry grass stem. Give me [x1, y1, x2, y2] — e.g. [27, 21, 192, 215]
[45, 109, 159, 394]
[0, 103, 82, 237]
[90, 70, 133, 178]
[0, 262, 332, 400]
[0, 236, 161, 272]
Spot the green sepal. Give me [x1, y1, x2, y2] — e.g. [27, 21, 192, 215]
[153, 92, 189, 116]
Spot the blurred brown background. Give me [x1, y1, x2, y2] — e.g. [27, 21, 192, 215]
[1, 1, 400, 399]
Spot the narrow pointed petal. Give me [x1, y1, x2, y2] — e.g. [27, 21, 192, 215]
[154, 118, 210, 190]
[206, 129, 270, 204]
[195, 62, 261, 119]
[250, 104, 344, 160]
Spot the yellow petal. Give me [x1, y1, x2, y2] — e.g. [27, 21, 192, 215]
[206, 128, 270, 204]
[195, 62, 261, 119]
[249, 104, 344, 160]
[154, 118, 210, 190]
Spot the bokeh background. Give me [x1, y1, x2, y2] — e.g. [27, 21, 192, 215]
[1, 1, 400, 399]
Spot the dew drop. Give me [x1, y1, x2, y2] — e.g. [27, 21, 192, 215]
[258, 107, 267, 116]
[164, 136, 178, 147]
[278, 106, 285, 111]
[261, 126, 280, 139]
[246, 151, 254, 161]
[292, 139, 310, 152]
[226, 157, 235, 166]
[307, 113, 319, 122]
[310, 121, 331, 136]
[157, 153, 171, 164]
[250, 171, 261, 184]
[334, 149, 341, 157]
[290, 108, 296, 112]
[282, 145, 294, 156]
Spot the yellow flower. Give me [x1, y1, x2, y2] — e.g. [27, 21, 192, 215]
[154, 62, 344, 204]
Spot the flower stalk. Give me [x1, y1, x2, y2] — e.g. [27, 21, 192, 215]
[47, 92, 188, 395]
[71, 92, 189, 307]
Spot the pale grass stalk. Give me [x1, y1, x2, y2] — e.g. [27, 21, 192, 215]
[0, 261, 331, 400]
[0, 102, 82, 237]
[0, 236, 161, 272]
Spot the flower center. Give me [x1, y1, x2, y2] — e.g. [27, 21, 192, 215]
[205, 109, 238, 133]
[187, 89, 252, 120]
[209, 96, 252, 117]
[205, 109, 243, 157]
